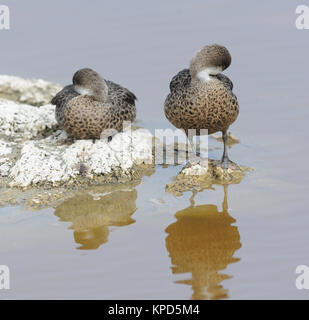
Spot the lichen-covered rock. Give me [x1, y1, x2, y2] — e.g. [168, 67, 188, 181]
[0, 99, 57, 139]
[0, 75, 62, 106]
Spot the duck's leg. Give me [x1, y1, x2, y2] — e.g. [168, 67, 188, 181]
[220, 130, 229, 168]
[220, 130, 238, 169]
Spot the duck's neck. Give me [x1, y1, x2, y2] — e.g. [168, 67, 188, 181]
[196, 66, 223, 83]
[74, 84, 108, 102]
[74, 85, 93, 96]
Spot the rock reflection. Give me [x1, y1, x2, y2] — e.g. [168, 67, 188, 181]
[165, 185, 241, 299]
[54, 183, 138, 250]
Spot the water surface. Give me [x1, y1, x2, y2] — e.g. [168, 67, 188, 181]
[0, 0, 309, 299]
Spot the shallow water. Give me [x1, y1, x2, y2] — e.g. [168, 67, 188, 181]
[1, 0, 309, 299]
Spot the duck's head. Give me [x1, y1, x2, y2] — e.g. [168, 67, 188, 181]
[189, 44, 231, 82]
[73, 68, 108, 102]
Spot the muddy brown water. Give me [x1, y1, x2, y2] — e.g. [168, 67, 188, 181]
[0, 1, 309, 299]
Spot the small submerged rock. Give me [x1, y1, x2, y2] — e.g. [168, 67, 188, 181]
[166, 159, 251, 196]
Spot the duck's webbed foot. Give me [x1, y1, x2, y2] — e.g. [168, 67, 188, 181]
[218, 129, 240, 170]
[218, 156, 239, 170]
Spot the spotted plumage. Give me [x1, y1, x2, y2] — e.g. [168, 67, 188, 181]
[51, 68, 136, 139]
[164, 44, 239, 167]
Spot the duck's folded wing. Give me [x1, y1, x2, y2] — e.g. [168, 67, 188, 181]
[106, 80, 137, 106]
[169, 69, 191, 92]
[216, 74, 234, 91]
[51, 85, 79, 107]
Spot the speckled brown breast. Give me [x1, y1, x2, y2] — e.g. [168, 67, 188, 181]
[164, 74, 239, 136]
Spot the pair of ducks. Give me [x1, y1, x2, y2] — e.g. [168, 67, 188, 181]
[51, 44, 239, 169]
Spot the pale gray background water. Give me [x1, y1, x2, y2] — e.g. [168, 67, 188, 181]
[1, 0, 309, 299]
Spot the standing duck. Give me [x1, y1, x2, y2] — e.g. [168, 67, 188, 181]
[51, 68, 137, 139]
[164, 44, 239, 168]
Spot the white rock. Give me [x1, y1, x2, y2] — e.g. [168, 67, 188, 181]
[0, 75, 62, 106]
[8, 129, 154, 187]
[0, 161, 12, 177]
[0, 99, 57, 139]
[0, 140, 12, 155]
[0, 140, 15, 177]
[182, 163, 209, 176]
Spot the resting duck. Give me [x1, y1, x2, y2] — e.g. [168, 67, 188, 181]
[51, 68, 137, 139]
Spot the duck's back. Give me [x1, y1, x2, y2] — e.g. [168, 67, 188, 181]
[164, 69, 239, 135]
[106, 80, 137, 109]
[105, 80, 137, 124]
[169, 69, 192, 91]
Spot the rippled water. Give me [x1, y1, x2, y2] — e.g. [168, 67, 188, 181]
[1, 0, 309, 299]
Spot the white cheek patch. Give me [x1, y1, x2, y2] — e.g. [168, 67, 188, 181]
[197, 66, 223, 82]
[74, 86, 93, 96]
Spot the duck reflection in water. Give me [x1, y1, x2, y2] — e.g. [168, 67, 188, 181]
[165, 185, 241, 300]
[54, 183, 139, 250]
